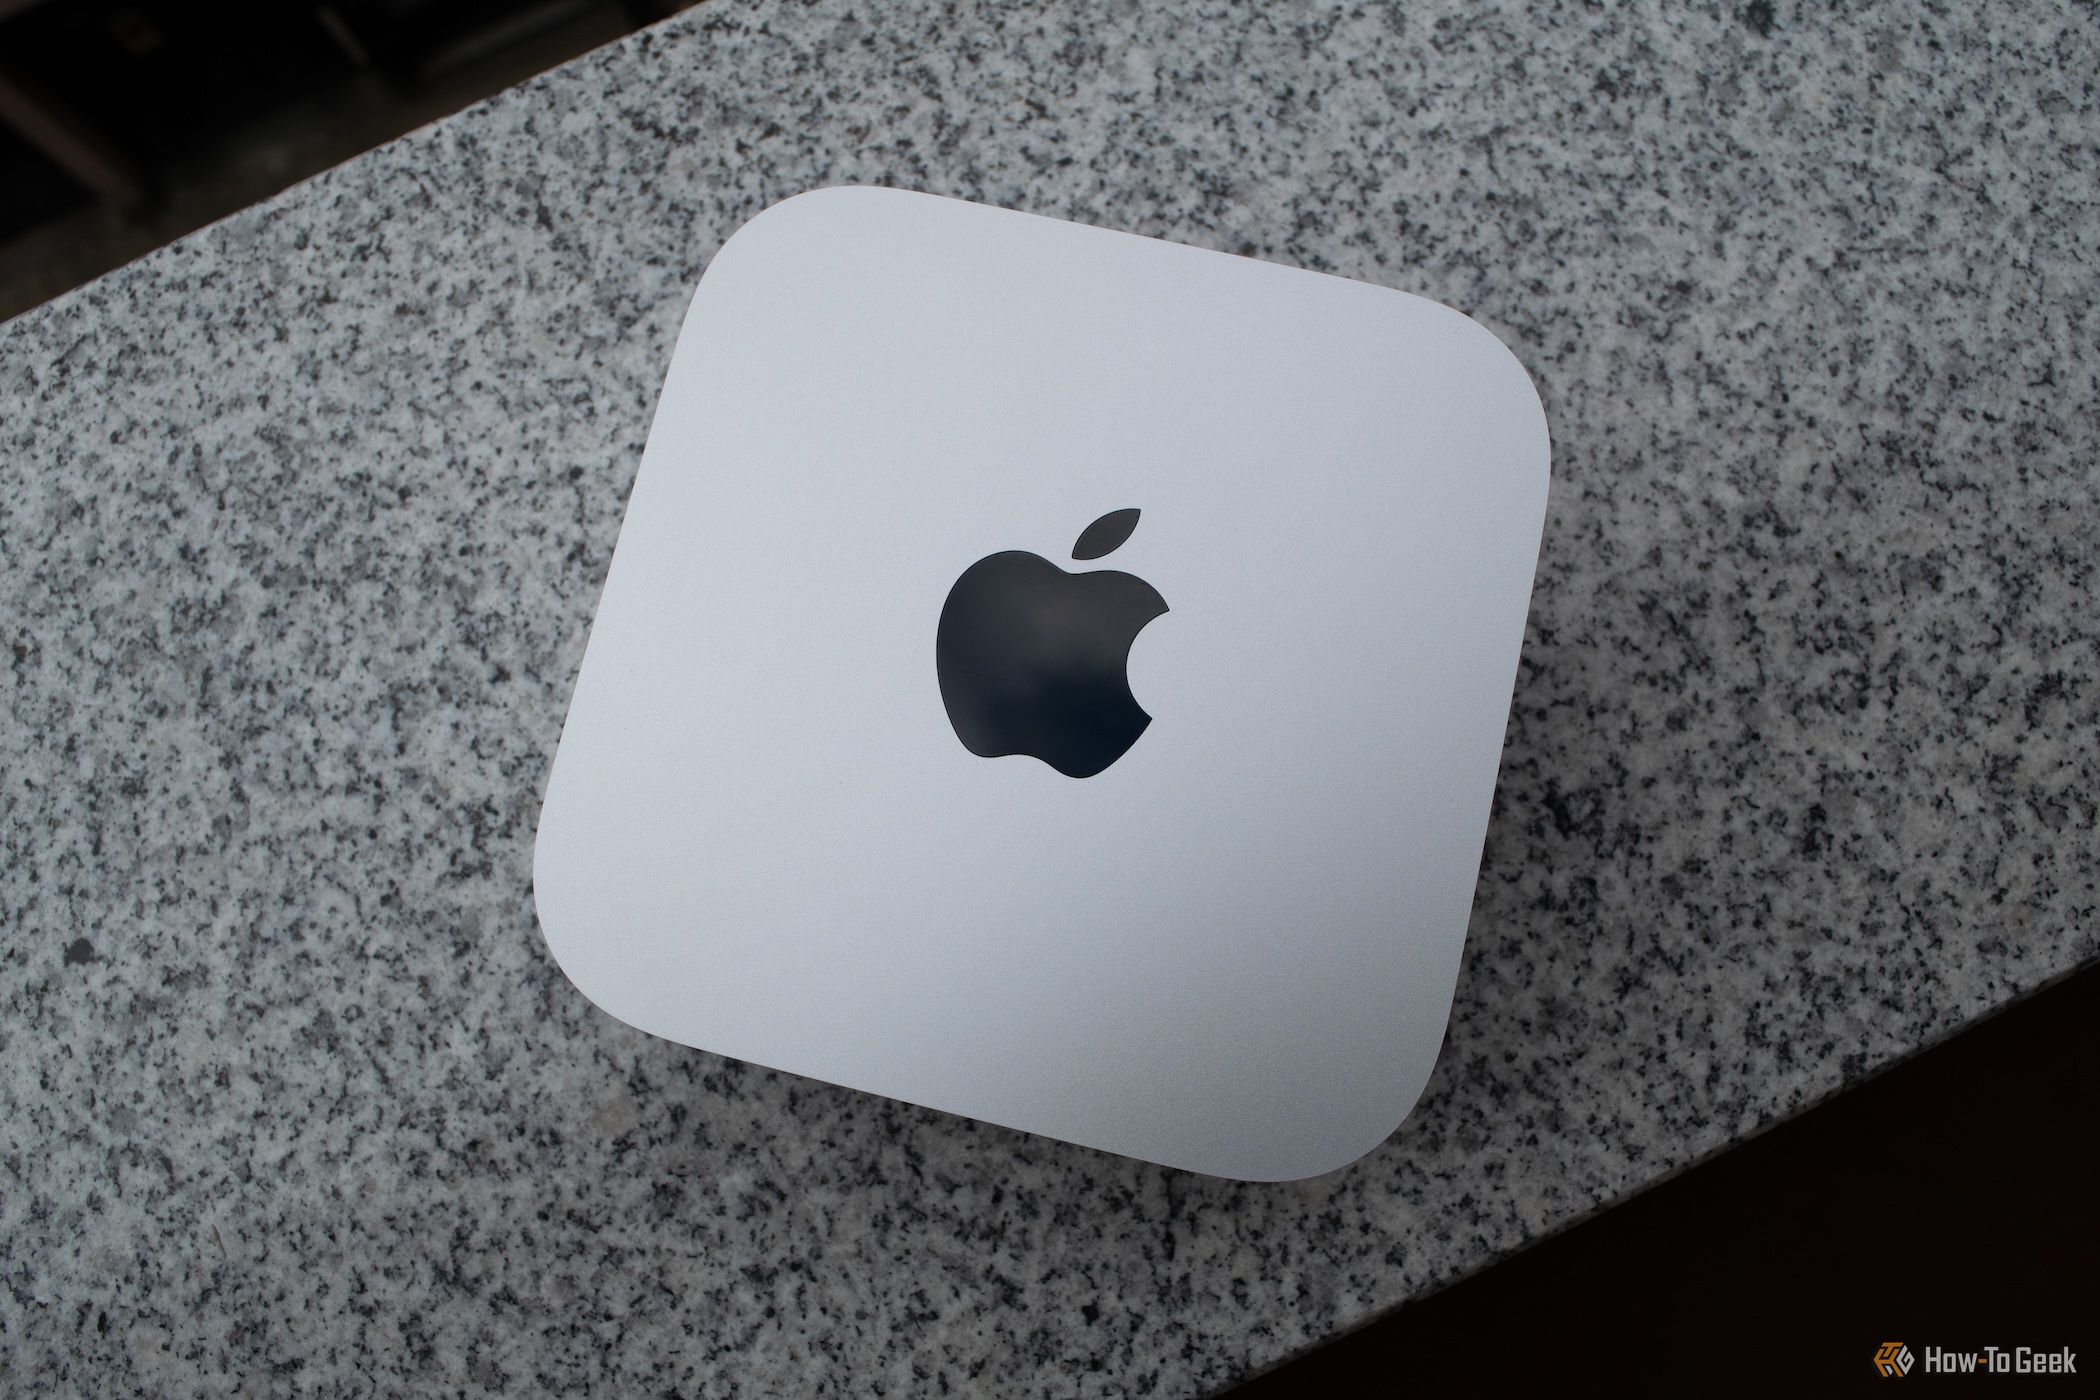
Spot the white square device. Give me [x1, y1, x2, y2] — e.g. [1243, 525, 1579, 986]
[534, 187, 1549, 1180]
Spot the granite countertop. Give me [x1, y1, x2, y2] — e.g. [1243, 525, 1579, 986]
[3, 0, 2095, 1393]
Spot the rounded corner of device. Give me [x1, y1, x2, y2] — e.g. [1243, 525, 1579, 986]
[531, 794, 698, 1054]
[1461, 310, 1553, 489]
[708, 185, 906, 266]
[686, 186, 920, 337]
[1495, 348, 1553, 497]
[741, 182, 871, 226]
[527, 821, 563, 938]
[1189, 1029, 1454, 1183]
[1269, 1084, 1446, 1184]
[1385, 290, 1551, 495]
[528, 822, 576, 962]
[530, 799, 621, 1019]
[1381, 1037, 1454, 1151]
[529, 902, 659, 1050]
[1268, 1007, 1469, 1183]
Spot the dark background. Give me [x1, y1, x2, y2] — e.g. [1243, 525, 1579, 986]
[1229, 966, 2098, 1396]
[0, 0, 698, 320]
[5, 5, 2093, 1393]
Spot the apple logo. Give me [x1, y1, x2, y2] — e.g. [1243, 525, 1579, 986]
[936, 508, 1168, 779]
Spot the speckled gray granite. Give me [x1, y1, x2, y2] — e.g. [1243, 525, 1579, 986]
[2, 0, 2096, 1393]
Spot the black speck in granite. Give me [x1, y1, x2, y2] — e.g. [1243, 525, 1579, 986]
[1, 0, 2096, 1395]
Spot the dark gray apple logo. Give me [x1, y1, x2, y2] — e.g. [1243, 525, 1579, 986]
[936, 509, 1167, 778]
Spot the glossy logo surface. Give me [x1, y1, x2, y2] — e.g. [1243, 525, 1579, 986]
[935, 509, 1167, 779]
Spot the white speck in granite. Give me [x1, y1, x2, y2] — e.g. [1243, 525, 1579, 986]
[2, 0, 2096, 1395]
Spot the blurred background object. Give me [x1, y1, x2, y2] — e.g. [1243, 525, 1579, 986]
[0, 0, 701, 322]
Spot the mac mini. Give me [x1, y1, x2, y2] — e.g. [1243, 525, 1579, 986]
[533, 187, 1549, 1181]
